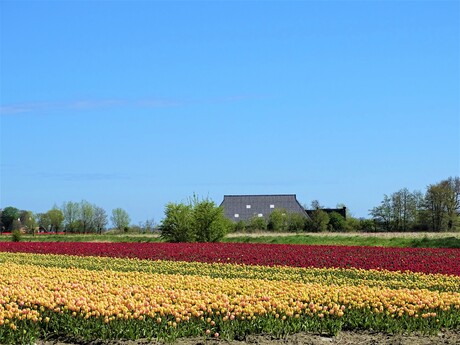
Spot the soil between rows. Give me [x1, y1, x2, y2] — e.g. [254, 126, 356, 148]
[38, 330, 460, 345]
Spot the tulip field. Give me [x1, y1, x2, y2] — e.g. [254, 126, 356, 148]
[0, 242, 459, 344]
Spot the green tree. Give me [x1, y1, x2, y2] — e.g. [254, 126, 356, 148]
[11, 230, 22, 242]
[425, 177, 460, 231]
[37, 213, 51, 232]
[267, 209, 288, 232]
[233, 220, 246, 232]
[0, 206, 19, 232]
[247, 215, 267, 232]
[444, 177, 460, 231]
[308, 209, 329, 232]
[391, 188, 419, 231]
[19, 210, 36, 234]
[111, 208, 131, 232]
[358, 218, 376, 232]
[160, 197, 231, 242]
[192, 199, 230, 242]
[369, 195, 392, 231]
[287, 213, 306, 232]
[61, 201, 81, 233]
[370, 189, 423, 231]
[11, 219, 22, 231]
[47, 208, 64, 233]
[160, 203, 194, 242]
[80, 201, 96, 233]
[413, 209, 431, 231]
[328, 212, 346, 232]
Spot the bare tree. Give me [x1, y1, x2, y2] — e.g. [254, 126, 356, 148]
[93, 206, 108, 234]
[141, 218, 156, 233]
[426, 177, 460, 231]
[444, 177, 460, 231]
[370, 194, 392, 231]
[80, 200, 96, 233]
[310, 200, 322, 210]
[370, 189, 421, 232]
[391, 188, 418, 231]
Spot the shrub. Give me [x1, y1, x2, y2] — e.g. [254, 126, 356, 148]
[233, 220, 247, 232]
[358, 218, 376, 232]
[267, 209, 288, 232]
[193, 199, 231, 242]
[248, 216, 267, 232]
[11, 230, 22, 242]
[328, 212, 346, 232]
[307, 210, 329, 232]
[287, 213, 306, 232]
[160, 203, 194, 242]
[345, 217, 361, 232]
[160, 197, 230, 242]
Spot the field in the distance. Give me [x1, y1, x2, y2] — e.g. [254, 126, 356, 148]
[2, 231, 460, 248]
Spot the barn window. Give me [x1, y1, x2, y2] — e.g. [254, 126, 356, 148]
[258, 213, 263, 217]
[246, 205, 251, 209]
[234, 214, 239, 218]
[270, 204, 275, 209]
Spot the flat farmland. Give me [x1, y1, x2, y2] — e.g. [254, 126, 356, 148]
[0, 240, 459, 344]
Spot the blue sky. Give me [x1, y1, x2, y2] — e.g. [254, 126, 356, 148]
[1, 1, 459, 226]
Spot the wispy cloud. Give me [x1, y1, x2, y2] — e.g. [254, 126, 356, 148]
[0, 98, 182, 115]
[31, 172, 131, 182]
[208, 94, 263, 103]
[0, 94, 267, 115]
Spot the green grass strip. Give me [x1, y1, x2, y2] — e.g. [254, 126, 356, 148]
[3, 232, 460, 248]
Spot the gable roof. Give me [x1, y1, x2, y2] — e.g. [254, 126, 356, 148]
[220, 194, 309, 222]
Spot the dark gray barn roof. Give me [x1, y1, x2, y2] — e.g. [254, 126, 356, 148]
[220, 194, 309, 222]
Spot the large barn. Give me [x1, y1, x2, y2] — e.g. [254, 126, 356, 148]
[220, 194, 347, 222]
[220, 194, 309, 222]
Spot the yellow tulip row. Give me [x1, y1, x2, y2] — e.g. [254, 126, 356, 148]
[1, 258, 459, 330]
[1, 252, 459, 292]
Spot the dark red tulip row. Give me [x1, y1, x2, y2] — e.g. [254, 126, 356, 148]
[0, 242, 458, 275]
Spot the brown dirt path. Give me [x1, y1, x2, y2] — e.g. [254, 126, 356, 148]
[38, 330, 460, 345]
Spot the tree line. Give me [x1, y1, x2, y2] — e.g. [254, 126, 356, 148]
[231, 203, 353, 233]
[0, 201, 141, 234]
[370, 176, 459, 232]
[159, 197, 362, 242]
[1, 176, 458, 236]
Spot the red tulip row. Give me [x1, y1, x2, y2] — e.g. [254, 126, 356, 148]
[0, 242, 458, 275]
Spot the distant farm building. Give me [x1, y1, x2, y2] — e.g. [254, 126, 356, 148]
[220, 194, 347, 222]
[220, 194, 309, 222]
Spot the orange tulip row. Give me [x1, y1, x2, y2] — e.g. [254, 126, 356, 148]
[1, 258, 459, 332]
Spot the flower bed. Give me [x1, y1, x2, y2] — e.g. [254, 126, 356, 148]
[0, 242, 458, 275]
[0, 244, 459, 344]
